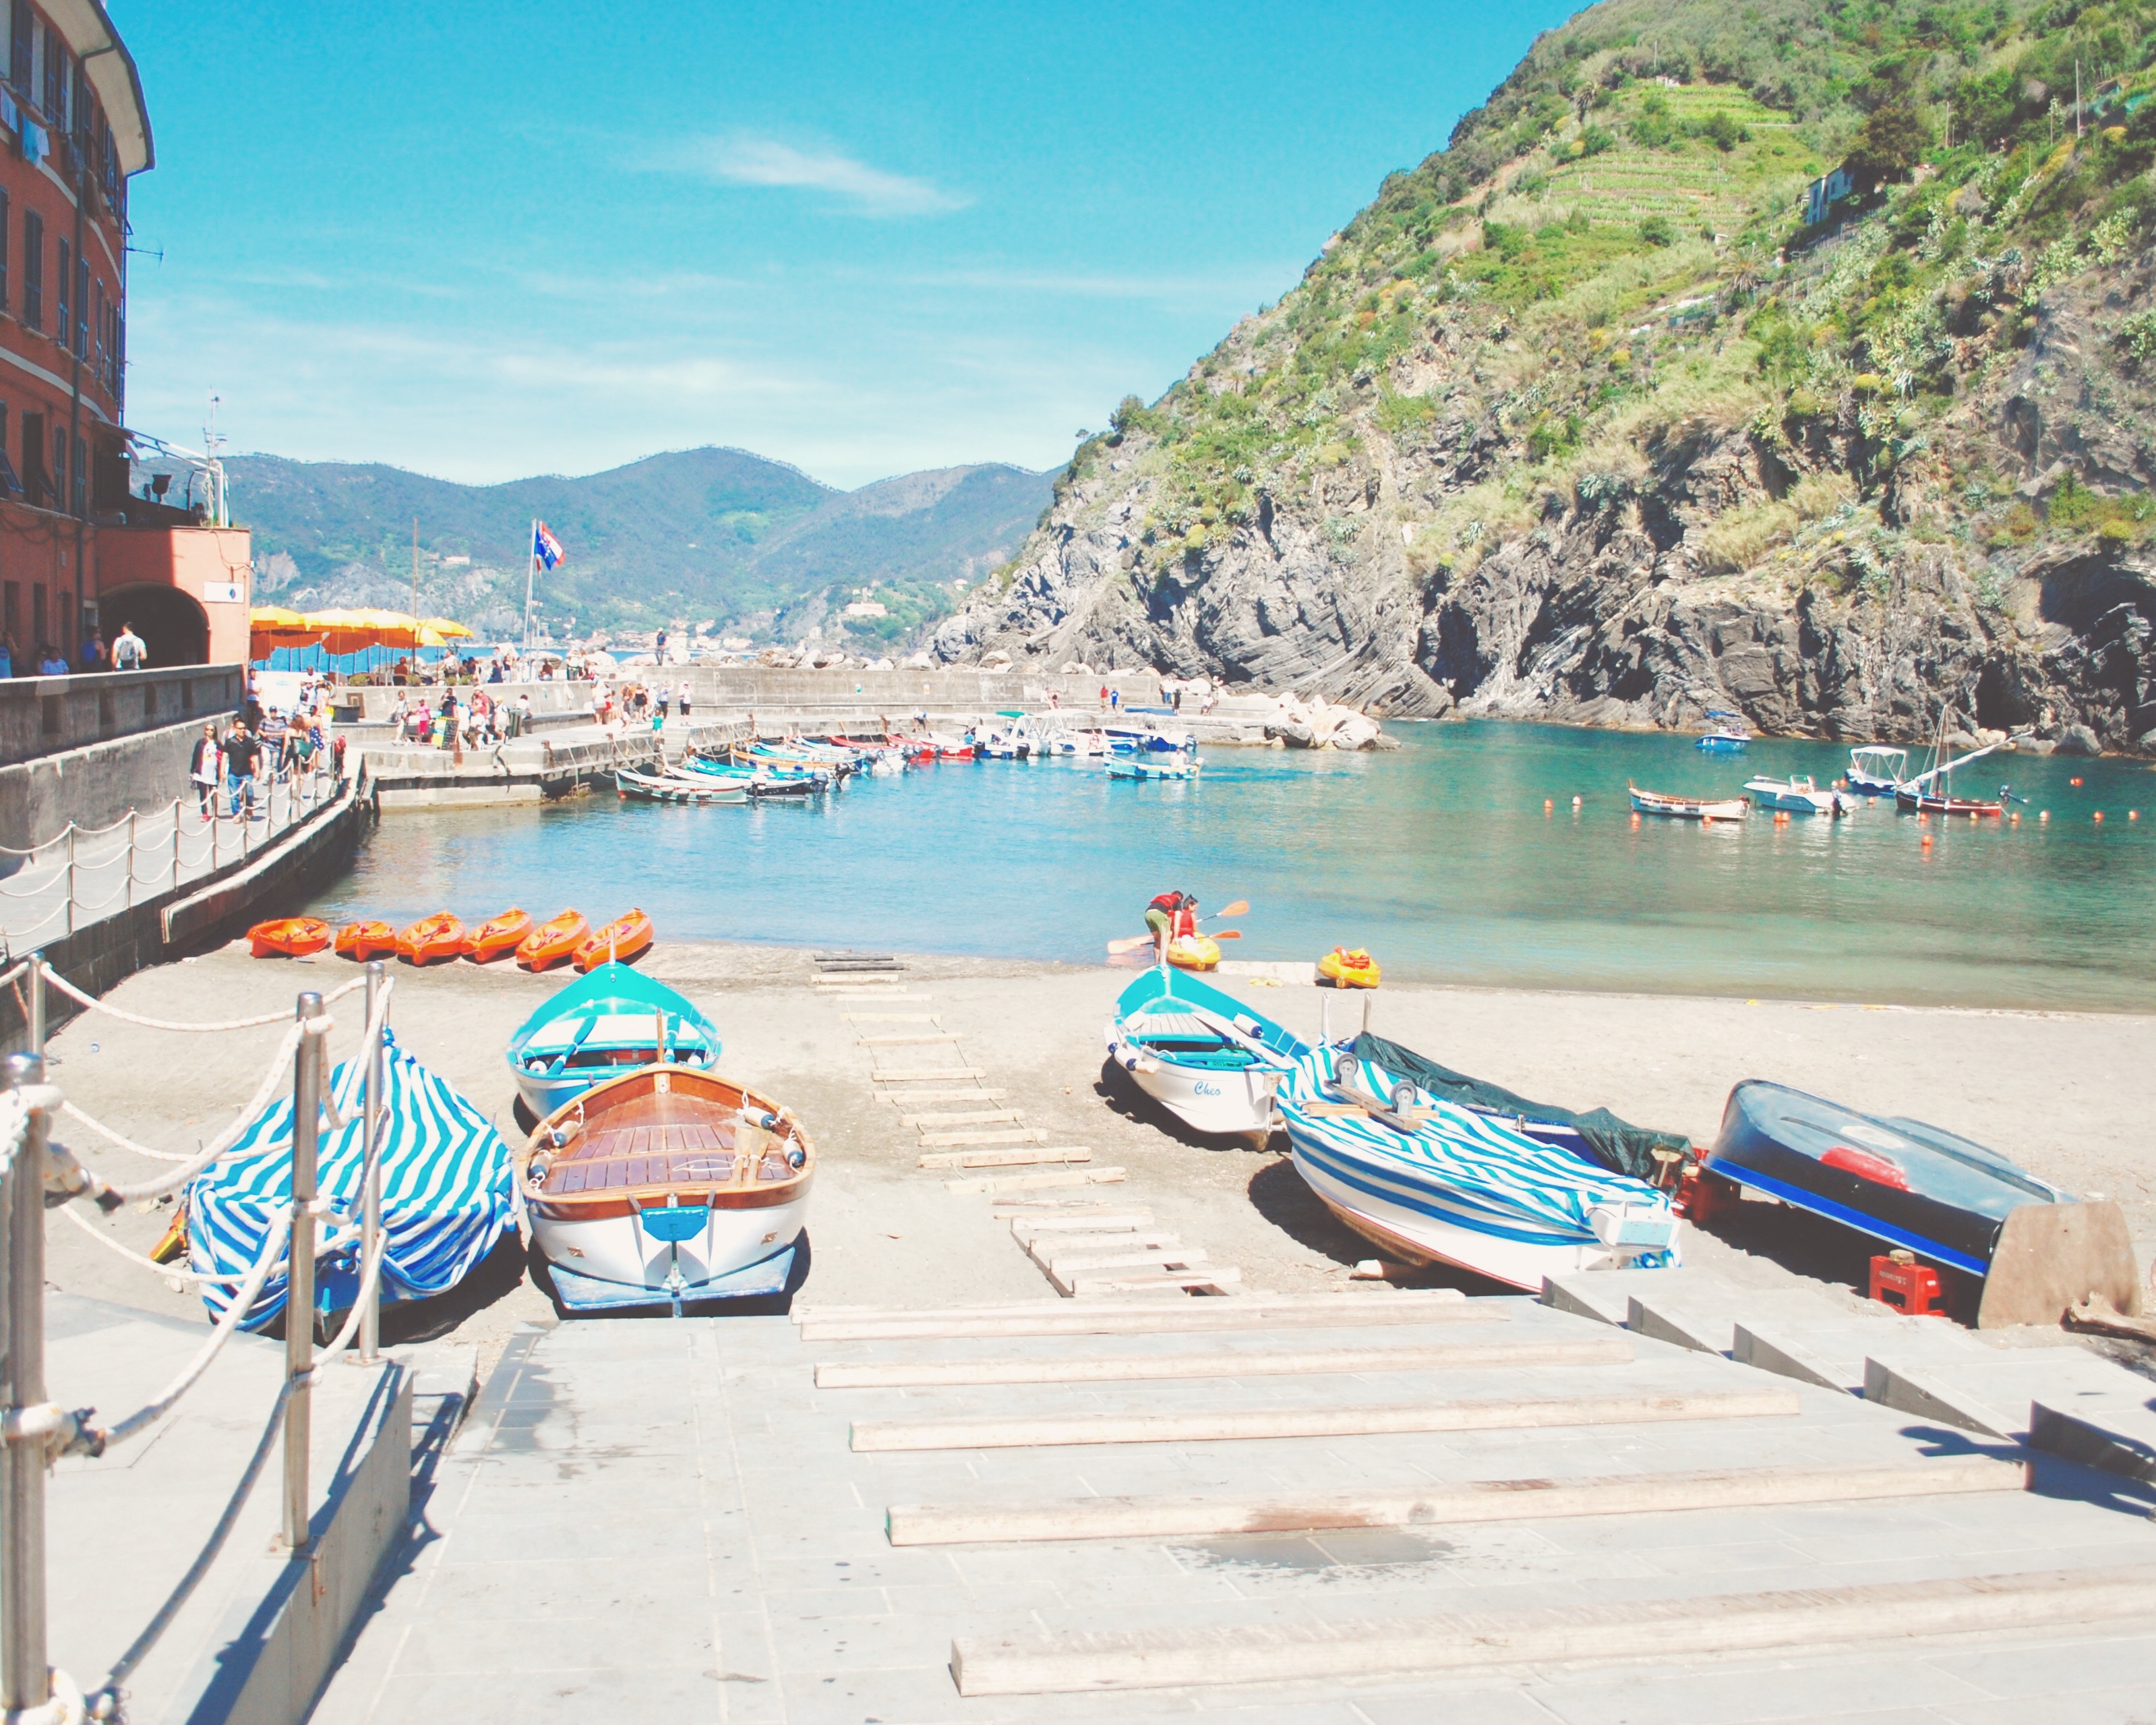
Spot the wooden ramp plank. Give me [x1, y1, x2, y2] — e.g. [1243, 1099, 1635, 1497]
[951, 1562, 2156, 1695]
[816, 1334, 1634, 1389]
[800, 1295, 1483, 1343]
[891, 1455, 2023, 1545]
[942, 1167, 1124, 1195]
[902, 1109, 1024, 1128]
[860, 1033, 966, 1047]
[919, 1147, 1093, 1171]
[870, 1068, 988, 1081]
[883, 1088, 1007, 1103]
[850, 1388, 1799, 1452]
[1052, 1264, 1235, 1297]
[920, 1128, 1047, 1148]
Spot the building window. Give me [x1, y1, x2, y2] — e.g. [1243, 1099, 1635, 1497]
[72, 254, 84, 354]
[20, 409, 40, 505]
[70, 63, 87, 152]
[7, 3, 26, 100]
[0, 189, 10, 316]
[23, 210, 40, 331]
[30, 583, 43, 653]
[42, 26, 63, 125]
[70, 434, 82, 516]
[51, 426, 63, 515]
[55, 238, 66, 351]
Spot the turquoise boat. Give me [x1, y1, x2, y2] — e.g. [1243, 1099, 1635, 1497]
[1104, 966, 1311, 1139]
[506, 962, 722, 1119]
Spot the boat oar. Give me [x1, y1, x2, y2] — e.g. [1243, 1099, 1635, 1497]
[1206, 900, 1250, 920]
[1214, 930, 1241, 939]
[1105, 935, 1154, 956]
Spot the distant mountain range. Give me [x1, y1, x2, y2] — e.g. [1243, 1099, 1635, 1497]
[225, 447, 1053, 645]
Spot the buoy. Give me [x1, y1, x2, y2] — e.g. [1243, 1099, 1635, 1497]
[2010, 812, 2020, 825]
[2132, 811, 2140, 821]
[1969, 811, 1978, 822]
[1701, 815, 1714, 827]
[2040, 810, 2050, 822]
[1629, 813, 1641, 829]
[1917, 812, 1928, 825]
[1571, 795, 1582, 808]
[1544, 798, 1553, 813]
[2095, 811, 2105, 823]
[2070, 776, 2083, 787]
[1921, 834, 1933, 850]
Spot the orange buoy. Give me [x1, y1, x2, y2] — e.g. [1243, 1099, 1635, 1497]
[1543, 798, 1554, 813]
[395, 911, 468, 966]
[1629, 813, 1641, 829]
[2040, 810, 2050, 821]
[2095, 811, 2105, 823]
[467, 908, 535, 964]
[573, 908, 655, 972]
[248, 917, 332, 959]
[1921, 834, 1933, 850]
[2070, 776, 2083, 786]
[2132, 811, 2141, 822]
[2010, 812, 2020, 825]
[515, 909, 589, 972]
[333, 920, 397, 962]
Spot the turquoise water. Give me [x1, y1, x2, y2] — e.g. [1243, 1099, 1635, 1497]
[316, 722, 2156, 1012]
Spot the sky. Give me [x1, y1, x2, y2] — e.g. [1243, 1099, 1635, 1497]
[113, 1, 1579, 490]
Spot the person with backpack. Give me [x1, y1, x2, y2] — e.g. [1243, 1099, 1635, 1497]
[111, 622, 147, 671]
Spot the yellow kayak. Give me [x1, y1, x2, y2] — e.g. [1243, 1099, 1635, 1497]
[1319, 945, 1381, 988]
[1166, 935, 1221, 971]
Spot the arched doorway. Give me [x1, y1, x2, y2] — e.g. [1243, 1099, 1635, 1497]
[99, 583, 208, 667]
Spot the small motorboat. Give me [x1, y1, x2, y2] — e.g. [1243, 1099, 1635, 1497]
[1319, 946, 1381, 988]
[516, 1063, 813, 1314]
[396, 911, 468, 965]
[1743, 775, 1853, 815]
[1703, 1080, 2066, 1277]
[1107, 714, 1198, 755]
[334, 919, 397, 963]
[467, 908, 535, 964]
[516, 909, 591, 972]
[505, 960, 720, 1119]
[618, 765, 746, 805]
[1629, 784, 1751, 821]
[574, 909, 655, 971]
[1280, 1045, 1681, 1289]
[248, 916, 333, 959]
[1845, 745, 1909, 797]
[1165, 934, 1220, 970]
[1107, 755, 1198, 782]
[1105, 966, 1311, 1140]
[1696, 709, 1750, 752]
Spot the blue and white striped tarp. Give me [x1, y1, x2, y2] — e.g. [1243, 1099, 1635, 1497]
[189, 1030, 514, 1331]
[1278, 1052, 1670, 1248]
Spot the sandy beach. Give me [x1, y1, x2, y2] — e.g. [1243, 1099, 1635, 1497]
[42, 937, 2156, 1381]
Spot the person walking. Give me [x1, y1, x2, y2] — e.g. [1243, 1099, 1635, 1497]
[111, 620, 147, 672]
[79, 629, 107, 672]
[0, 634, 15, 679]
[658, 682, 672, 722]
[189, 724, 220, 817]
[678, 682, 692, 720]
[222, 722, 262, 821]
[512, 691, 533, 739]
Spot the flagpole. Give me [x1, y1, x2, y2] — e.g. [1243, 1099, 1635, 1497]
[524, 517, 537, 657]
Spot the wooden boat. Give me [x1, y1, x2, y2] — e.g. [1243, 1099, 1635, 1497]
[618, 765, 746, 805]
[1105, 967, 1309, 1139]
[506, 960, 720, 1119]
[1703, 1080, 2066, 1277]
[1845, 745, 1909, 797]
[334, 919, 398, 962]
[1742, 775, 1853, 815]
[1894, 709, 2013, 816]
[1165, 933, 1220, 970]
[395, 912, 467, 965]
[467, 908, 534, 964]
[248, 916, 333, 959]
[516, 1064, 812, 1314]
[1279, 1047, 1681, 1290]
[1319, 946, 1381, 988]
[1629, 784, 1751, 821]
[516, 909, 590, 972]
[574, 908, 654, 971]
[679, 757, 819, 797]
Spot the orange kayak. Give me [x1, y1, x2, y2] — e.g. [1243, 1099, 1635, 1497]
[248, 916, 332, 959]
[334, 920, 398, 962]
[396, 910, 468, 965]
[467, 908, 534, 964]
[572, 908, 655, 972]
[516, 908, 589, 972]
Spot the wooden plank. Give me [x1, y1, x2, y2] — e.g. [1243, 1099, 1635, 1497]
[919, 1128, 1047, 1148]
[1009, 1212, 1156, 1235]
[858, 1033, 965, 1046]
[849, 1388, 1800, 1453]
[1025, 1233, 1181, 1266]
[942, 1167, 1126, 1196]
[800, 1295, 1484, 1342]
[1054, 1266, 1241, 1297]
[949, 1561, 2156, 1696]
[1041, 1245, 1207, 1276]
[819, 1334, 1631, 1390]
[890, 1454, 2023, 1545]
[869, 1068, 987, 1081]
[901, 1109, 1023, 1128]
[918, 1147, 1092, 1171]
[880, 1088, 1007, 1103]
[843, 1012, 940, 1024]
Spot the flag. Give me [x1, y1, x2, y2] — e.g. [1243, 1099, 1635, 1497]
[533, 522, 565, 570]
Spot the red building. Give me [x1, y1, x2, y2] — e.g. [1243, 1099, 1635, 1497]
[0, 1, 247, 672]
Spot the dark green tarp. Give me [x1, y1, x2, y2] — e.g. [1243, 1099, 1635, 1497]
[1350, 1031, 1690, 1181]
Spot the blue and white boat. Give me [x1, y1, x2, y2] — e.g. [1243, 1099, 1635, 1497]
[1696, 709, 1751, 753]
[506, 962, 721, 1120]
[1107, 711, 1198, 755]
[1107, 755, 1198, 782]
[1278, 1046, 1681, 1290]
[1105, 966, 1313, 1139]
[1845, 745, 1909, 796]
[190, 1032, 516, 1331]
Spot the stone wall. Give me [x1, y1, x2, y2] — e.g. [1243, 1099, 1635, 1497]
[0, 664, 241, 766]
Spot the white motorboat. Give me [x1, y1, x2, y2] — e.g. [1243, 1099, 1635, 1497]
[1845, 745, 1909, 796]
[1742, 774, 1854, 815]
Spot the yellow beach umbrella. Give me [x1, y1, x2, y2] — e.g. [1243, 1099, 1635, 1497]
[423, 616, 475, 639]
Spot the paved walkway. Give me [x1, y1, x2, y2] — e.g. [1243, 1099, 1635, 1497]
[313, 1296, 2156, 1723]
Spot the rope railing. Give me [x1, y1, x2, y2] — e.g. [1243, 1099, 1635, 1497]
[0, 954, 398, 1723]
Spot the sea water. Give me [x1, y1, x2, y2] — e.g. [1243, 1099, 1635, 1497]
[318, 722, 2156, 1012]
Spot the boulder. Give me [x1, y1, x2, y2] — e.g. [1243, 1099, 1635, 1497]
[1331, 711, 1381, 751]
[2054, 724, 2103, 757]
[2138, 729, 2156, 755]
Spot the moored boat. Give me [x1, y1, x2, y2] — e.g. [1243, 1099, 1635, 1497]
[1894, 709, 2016, 816]
[505, 959, 720, 1119]
[574, 908, 655, 970]
[1107, 755, 1198, 782]
[516, 1063, 813, 1314]
[1696, 709, 1751, 753]
[1104, 966, 1310, 1140]
[467, 908, 534, 964]
[516, 908, 591, 972]
[618, 765, 746, 805]
[1845, 745, 1909, 797]
[249, 916, 333, 959]
[396, 910, 468, 965]
[1629, 784, 1751, 821]
[1743, 775, 1853, 815]
[334, 919, 397, 963]
[1278, 1047, 1681, 1290]
[1703, 1080, 2066, 1277]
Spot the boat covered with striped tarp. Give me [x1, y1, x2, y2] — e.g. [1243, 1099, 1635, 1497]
[1278, 1047, 1681, 1290]
[189, 1030, 516, 1331]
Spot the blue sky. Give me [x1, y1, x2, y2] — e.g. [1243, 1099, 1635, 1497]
[114, 1, 1577, 489]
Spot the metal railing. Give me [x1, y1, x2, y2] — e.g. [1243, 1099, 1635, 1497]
[0, 953, 394, 1721]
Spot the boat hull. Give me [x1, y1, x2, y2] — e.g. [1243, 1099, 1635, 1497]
[1629, 788, 1749, 820]
[531, 1194, 809, 1309]
[1106, 1032, 1281, 1137]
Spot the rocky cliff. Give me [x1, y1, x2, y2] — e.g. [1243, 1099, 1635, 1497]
[936, 0, 2156, 752]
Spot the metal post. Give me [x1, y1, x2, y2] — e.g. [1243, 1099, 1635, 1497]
[0, 1052, 51, 1714]
[357, 962, 384, 1364]
[63, 831, 74, 937]
[171, 802, 181, 893]
[26, 959, 42, 1058]
[282, 993, 323, 1552]
[125, 810, 136, 909]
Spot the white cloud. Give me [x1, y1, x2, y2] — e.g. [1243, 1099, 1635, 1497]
[661, 136, 970, 218]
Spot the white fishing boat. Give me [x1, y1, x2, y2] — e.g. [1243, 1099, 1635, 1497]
[1278, 1047, 1681, 1290]
[1107, 755, 1198, 782]
[1104, 966, 1312, 1140]
[516, 1064, 812, 1314]
[1629, 784, 1750, 820]
[1845, 745, 1909, 796]
[1742, 774, 1854, 815]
